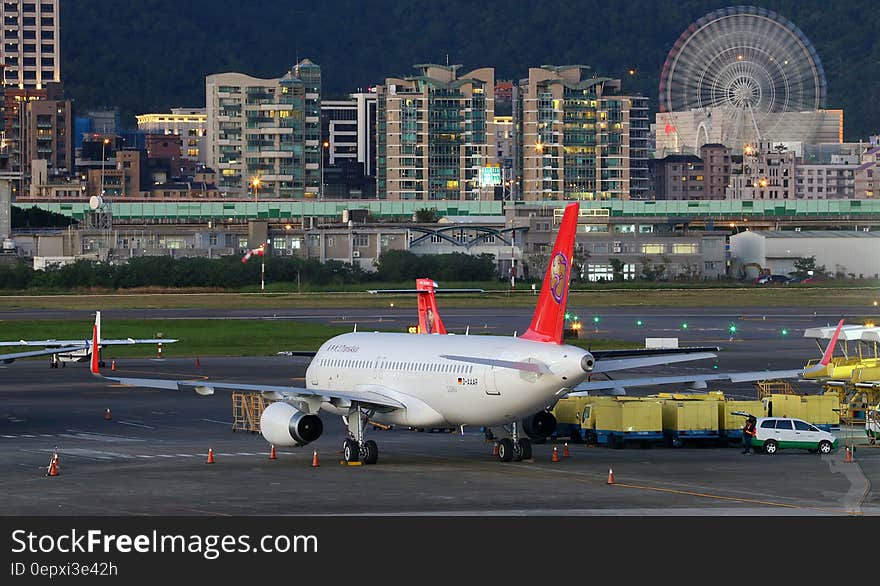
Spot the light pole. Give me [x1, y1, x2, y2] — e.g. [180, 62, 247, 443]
[250, 176, 261, 204]
[321, 140, 329, 199]
[100, 137, 110, 196]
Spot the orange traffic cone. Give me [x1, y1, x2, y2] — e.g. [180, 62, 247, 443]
[269, 445, 277, 460]
[845, 447, 853, 463]
[311, 450, 319, 468]
[111, 360, 116, 371]
[104, 408, 112, 421]
[206, 448, 215, 464]
[46, 452, 59, 477]
[492, 443, 499, 457]
[607, 468, 615, 484]
[563, 442, 570, 457]
[551, 445, 560, 462]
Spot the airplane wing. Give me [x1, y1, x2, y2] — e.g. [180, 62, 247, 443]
[0, 345, 88, 363]
[568, 368, 812, 395]
[0, 311, 177, 349]
[98, 338, 178, 345]
[440, 350, 718, 375]
[0, 338, 177, 346]
[590, 347, 719, 360]
[570, 319, 846, 394]
[591, 352, 717, 373]
[103, 375, 405, 410]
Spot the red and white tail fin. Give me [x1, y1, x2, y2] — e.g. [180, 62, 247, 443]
[818, 319, 845, 367]
[416, 278, 447, 334]
[520, 202, 579, 344]
[90, 323, 100, 375]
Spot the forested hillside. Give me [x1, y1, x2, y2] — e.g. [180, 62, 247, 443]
[61, 0, 879, 138]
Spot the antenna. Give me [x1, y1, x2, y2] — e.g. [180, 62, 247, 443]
[465, 326, 470, 336]
[446, 53, 449, 66]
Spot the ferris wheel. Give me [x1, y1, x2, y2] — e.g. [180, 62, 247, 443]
[659, 6, 827, 148]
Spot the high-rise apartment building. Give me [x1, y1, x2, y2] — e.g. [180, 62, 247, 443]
[515, 66, 649, 200]
[1, 0, 60, 89]
[206, 59, 321, 198]
[377, 64, 495, 201]
[320, 92, 378, 198]
[23, 96, 69, 175]
[136, 108, 208, 166]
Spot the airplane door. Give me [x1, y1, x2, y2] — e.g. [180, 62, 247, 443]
[485, 365, 501, 396]
[374, 356, 386, 382]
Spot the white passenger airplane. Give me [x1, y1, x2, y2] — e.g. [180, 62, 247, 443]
[1, 311, 176, 368]
[92, 202, 730, 463]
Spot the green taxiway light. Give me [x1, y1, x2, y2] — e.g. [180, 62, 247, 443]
[729, 325, 737, 333]
[636, 320, 643, 327]
[681, 323, 688, 329]
[781, 329, 789, 336]
[592, 316, 599, 323]
[564, 313, 571, 320]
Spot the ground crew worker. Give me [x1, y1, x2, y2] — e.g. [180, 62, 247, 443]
[742, 416, 757, 454]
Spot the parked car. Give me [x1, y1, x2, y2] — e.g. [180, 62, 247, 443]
[752, 417, 838, 454]
[788, 276, 817, 284]
[756, 274, 790, 285]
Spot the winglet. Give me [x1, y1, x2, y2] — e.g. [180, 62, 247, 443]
[90, 324, 100, 375]
[520, 202, 579, 344]
[819, 319, 844, 367]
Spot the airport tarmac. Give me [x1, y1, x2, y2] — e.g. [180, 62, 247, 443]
[0, 351, 876, 516]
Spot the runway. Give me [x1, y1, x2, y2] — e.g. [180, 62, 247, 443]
[1, 350, 876, 516]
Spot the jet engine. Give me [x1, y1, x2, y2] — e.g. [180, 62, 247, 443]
[522, 410, 557, 441]
[260, 401, 324, 447]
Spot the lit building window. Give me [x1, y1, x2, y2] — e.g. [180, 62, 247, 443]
[673, 243, 697, 254]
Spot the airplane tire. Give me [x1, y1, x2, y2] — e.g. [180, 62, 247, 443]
[362, 440, 378, 465]
[516, 438, 532, 460]
[343, 438, 359, 463]
[497, 438, 515, 462]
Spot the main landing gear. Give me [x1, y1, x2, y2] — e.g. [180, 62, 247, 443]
[50, 354, 65, 368]
[342, 404, 379, 465]
[496, 421, 532, 463]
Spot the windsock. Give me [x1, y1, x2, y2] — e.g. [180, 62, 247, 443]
[241, 244, 266, 263]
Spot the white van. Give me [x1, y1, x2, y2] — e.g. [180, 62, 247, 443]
[752, 417, 839, 455]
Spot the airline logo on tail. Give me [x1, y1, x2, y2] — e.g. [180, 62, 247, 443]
[520, 202, 579, 344]
[549, 252, 569, 304]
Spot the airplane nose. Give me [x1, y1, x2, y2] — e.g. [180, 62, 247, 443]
[581, 354, 595, 372]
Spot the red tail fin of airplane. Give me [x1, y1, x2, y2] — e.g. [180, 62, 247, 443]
[520, 202, 579, 344]
[90, 324, 100, 375]
[416, 278, 447, 334]
[818, 319, 845, 367]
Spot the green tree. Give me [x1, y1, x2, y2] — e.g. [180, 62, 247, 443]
[790, 256, 826, 279]
[639, 256, 668, 281]
[609, 258, 625, 282]
[414, 208, 440, 223]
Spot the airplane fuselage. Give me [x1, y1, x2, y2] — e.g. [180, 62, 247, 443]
[306, 332, 592, 428]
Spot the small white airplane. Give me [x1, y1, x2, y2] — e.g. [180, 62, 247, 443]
[0, 311, 177, 368]
[91, 202, 728, 463]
